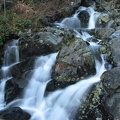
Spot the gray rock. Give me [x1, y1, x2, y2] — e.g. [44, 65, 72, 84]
[19, 27, 73, 60]
[47, 38, 95, 90]
[105, 93, 120, 120]
[102, 67, 120, 95]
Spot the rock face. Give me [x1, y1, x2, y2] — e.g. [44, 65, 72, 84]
[0, 107, 31, 120]
[47, 37, 95, 90]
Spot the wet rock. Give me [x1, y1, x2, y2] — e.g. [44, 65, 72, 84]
[19, 27, 73, 60]
[102, 67, 120, 95]
[47, 38, 95, 90]
[78, 10, 90, 28]
[0, 107, 31, 120]
[11, 57, 35, 78]
[5, 79, 22, 104]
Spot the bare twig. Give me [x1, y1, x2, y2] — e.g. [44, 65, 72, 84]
[4, 0, 6, 17]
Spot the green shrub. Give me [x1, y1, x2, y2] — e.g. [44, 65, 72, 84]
[0, 27, 12, 45]
[0, 18, 11, 45]
[14, 19, 32, 32]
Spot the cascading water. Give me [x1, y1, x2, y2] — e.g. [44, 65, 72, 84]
[0, 40, 19, 109]
[55, 6, 100, 30]
[0, 6, 109, 120]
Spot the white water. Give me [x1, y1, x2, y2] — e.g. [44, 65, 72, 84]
[0, 6, 107, 120]
[0, 40, 19, 109]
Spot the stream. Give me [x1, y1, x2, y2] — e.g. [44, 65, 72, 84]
[0, 6, 110, 120]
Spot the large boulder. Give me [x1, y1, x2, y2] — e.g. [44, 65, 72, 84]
[47, 37, 96, 90]
[19, 27, 73, 60]
[0, 107, 31, 120]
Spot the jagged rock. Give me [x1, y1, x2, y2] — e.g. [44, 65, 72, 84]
[0, 107, 31, 120]
[47, 38, 96, 90]
[19, 27, 73, 60]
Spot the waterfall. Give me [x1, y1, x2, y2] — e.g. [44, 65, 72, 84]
[0, 39, 19, 109]
[0, 6, 108, 120]
[55, 6, 100, 30]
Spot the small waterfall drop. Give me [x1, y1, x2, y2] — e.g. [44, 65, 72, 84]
[55, 6, 100, 30]
[0, 39, 19, 109]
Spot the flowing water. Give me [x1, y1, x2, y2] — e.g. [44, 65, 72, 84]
[55, 6, 100, 30]
[0, 6, 108, 120]
[0, 40, 19, 109]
